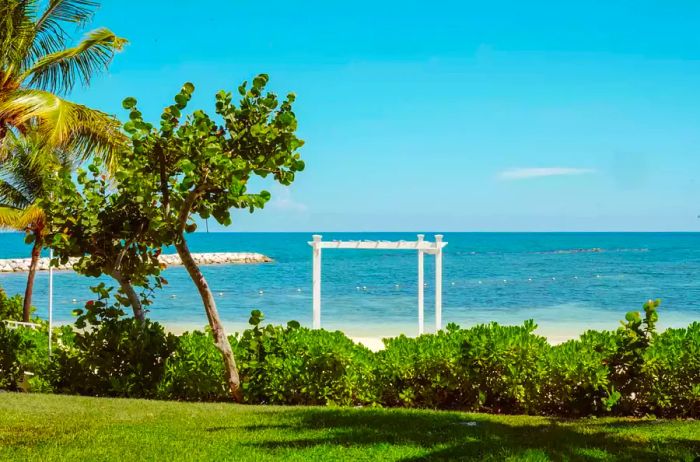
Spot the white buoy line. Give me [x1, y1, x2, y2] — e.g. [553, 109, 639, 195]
[59, 274, 609, 306]
[343, 274, 606, 291]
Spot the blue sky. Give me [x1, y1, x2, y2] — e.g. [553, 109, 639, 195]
[70, 1, 700, 231]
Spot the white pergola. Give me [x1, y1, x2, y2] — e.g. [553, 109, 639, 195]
[308, 234, 447, 335]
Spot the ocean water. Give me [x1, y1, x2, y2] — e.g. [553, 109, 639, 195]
[1, 232, 699, 338]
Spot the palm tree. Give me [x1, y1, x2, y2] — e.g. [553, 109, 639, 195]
[0, 0, 128, 165]
[0, 130, 71, 322]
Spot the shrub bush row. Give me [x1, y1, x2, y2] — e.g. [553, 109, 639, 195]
[2, 301, 699, 417]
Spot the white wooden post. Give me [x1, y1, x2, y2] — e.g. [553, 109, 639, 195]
[48, 248, 53, 357]
[417, 234, 425, 335]
[312, 234, 322, 329]
[435, 234, 443, 331]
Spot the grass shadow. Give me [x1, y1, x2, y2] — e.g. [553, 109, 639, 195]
[242, 408, 700, 461]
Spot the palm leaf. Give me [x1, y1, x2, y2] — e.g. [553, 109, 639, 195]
[31, 0, 99, 60]
[0, 178, 32, 210]
[0, 204, 43, 230]
[0, 89, 126, 166]
[0, 0, 126, 168]
[35, 0, 97, 31]
[0, 205, 24, 229]
[0, 0, 36, 81]
[23, 27, 127, 94]
[0, 130, 47, 207]
[0, 126, 68, 170]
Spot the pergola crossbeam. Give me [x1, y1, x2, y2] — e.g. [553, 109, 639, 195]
[312, 241, 447, 251]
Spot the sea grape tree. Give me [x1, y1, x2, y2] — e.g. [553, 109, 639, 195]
[119, 75, 304, 400]
[42, 159, 166, 322]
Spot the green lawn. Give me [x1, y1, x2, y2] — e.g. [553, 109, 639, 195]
[0, 393, 698, 461]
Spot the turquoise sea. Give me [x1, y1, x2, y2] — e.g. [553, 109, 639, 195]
[1, 232, 698, 338]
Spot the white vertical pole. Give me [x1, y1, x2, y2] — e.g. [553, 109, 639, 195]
[417, 234, 424, 335]
[48, 248, 53, 357]
[435, 234, 443, 331]
[312, 234, 322, 329]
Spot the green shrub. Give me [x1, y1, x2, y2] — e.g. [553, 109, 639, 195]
[541, 331, 617, 416]
[377, 324, 470, 409]
[14, 326, 51, 392]
[0, 288, 27, 322]
[49, 318, 177, 398]
[377, 321, 549, 413]
[603, 299, 660, 415]
[48, 283, 177, 398]
[642, 322, 700, 417]
[376, 302, 697, 417]
[158, 330, 228, 401]
[458, 320, 549, 414]
[0, 323, 26, 390]
[234, 310, 378, 406]
[0, 286, 65, 392]
[0, 319, 76, 392]
[6, 301, 700, 418]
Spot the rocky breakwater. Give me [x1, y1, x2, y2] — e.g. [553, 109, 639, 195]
[0, 252, 272, 273]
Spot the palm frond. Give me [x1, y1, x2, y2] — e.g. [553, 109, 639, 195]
[0, 177, 32, 210]
[23, 27, 127, 94]
[0, 205, 24, 229]
[0, 0, 36, 81]
[0, 204, 43, 230]
[31, 0, 99, 60]
[0, 131, 16, 162]
[0, 0, 126, 168]
[0, 125, 67, 168]
[36, 0, 97, 31]
[0, 89, 127, 165]
[0, 130, 55, 202]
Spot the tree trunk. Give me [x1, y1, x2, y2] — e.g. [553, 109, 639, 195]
[22, 237, 42, 322]
[110, 270, 145, 323]
[175, 237, 243, 402]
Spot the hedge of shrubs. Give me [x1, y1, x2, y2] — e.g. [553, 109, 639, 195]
[2, 300, 699, 418]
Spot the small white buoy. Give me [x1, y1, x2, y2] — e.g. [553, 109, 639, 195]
[451, 282, 455, 286]
[552, 277, 556, 281]
[394, 284, 400, 288]
[503, 279, 507, 283]
[596, 274, 601, 278]
[218, 292, 224, 296]
[71, 298, 77, 304]
[574, 276, 578, 279]
[362, 286, 367, 291]
[297, 288, 302, 292]
[170, 295, 177, 299]
[528, 278, 532, 282]
[356, 286, 360, 290]
[258, 290, 264, 295]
